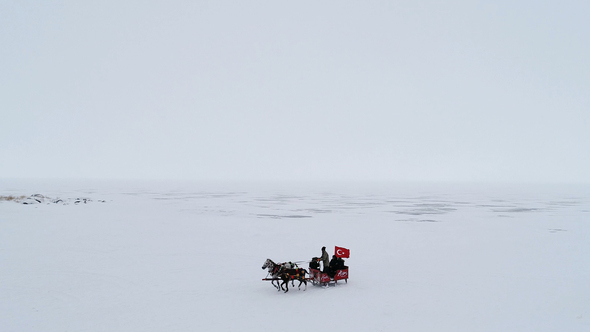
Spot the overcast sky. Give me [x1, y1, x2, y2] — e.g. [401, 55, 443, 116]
[1, 1, 588, 183]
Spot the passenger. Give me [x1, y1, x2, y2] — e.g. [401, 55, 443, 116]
[320, 246, 329, 273]
[328, 255, 339, 277]
[336, 257, 346, 270]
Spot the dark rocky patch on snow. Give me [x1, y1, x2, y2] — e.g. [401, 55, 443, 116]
[492, 207, 539, 213]
[2, 194, 105, 205]
[399, 218, 441, 223]
[255, 214, 312, 219]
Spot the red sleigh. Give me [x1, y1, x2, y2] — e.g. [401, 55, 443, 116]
[309, 246, 349, 286]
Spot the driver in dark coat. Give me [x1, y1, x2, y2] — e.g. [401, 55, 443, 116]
[309, 257, 320, 270]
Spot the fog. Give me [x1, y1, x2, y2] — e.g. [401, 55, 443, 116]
[1, 1, 588, 183]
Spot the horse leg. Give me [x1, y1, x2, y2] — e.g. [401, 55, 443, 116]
[296, 270, 307, 290]
[292, 270, 300, 287]
[298, 279, 307, 291]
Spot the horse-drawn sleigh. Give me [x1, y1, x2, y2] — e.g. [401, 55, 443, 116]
[262, 246, 349, 292]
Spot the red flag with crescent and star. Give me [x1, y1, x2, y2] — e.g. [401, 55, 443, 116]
[335, 246, 350, 258]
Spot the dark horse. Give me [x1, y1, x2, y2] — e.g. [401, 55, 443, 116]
[279, 268, 308, 293]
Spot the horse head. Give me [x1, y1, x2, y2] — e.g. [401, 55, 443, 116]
[262, 258, 273, 270]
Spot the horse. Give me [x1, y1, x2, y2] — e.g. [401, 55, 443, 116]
[262, 258, 286, 290]
[279, 268, 308, 293]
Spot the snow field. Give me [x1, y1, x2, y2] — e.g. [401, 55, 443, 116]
[1, 180, 589, 331]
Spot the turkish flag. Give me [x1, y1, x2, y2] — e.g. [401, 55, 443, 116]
[335, 246, 350, 258]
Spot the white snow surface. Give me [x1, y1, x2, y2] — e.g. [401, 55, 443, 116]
[1, 180, 589, 331]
